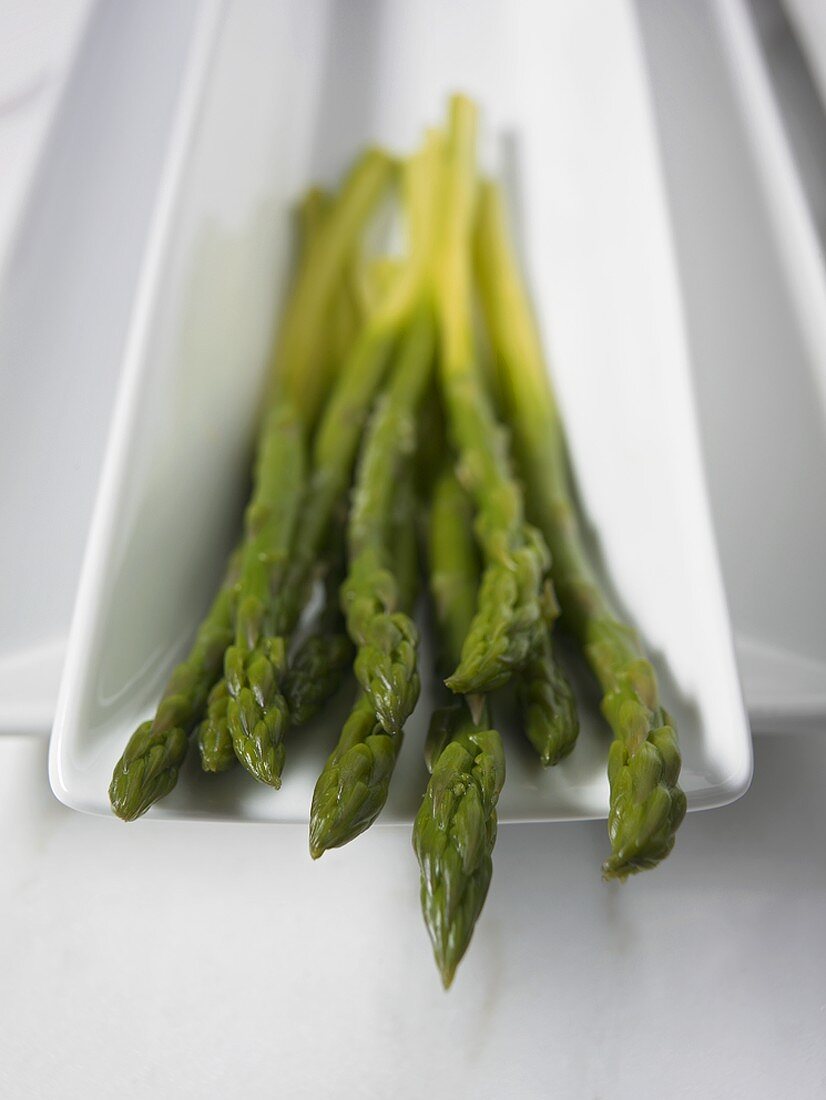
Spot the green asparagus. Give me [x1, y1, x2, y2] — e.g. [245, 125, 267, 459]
[283, 538, 354, 728]
[474, 180, 686, 877]
[414, 466, 505, 987]
[109, 550, 239, 820]
[109, 94, 694, 951]
[224, 400, 306, 787]
[433, 95, 551, 697]
[309, 471, 420, 857]
[340, 306, 435, 733]
[414, 708, 504, 988]
[196, 679, 235, 773]
[283, 632, 353, 727]
[275, 137, 441, 641]
[517, 626, 579, 766]
[427, 467, 480, 675]
[514, 575, 579, 767]
[273, 149, 395, 423]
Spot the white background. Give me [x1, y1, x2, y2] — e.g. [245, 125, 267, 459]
[1, 732, 824, 1098]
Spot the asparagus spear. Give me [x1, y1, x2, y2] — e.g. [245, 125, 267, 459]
[517, 625, 579, 766]
[413, 466, 505, 987]
[224, 400, 306, 787]
[340, 305, 435, 733]
[109, 550, 240, 820]
[515, 573, 579, 767]
[309, 469, 420, 857]
[283, 633, 353, 727]
[433, 95, 551, 697]
[474, 180, 686, 878]
[223, 278, 405, 786]
[273, 135, 442, 648]
[272, 149, 396, 423]
[196, 679, 235, 773]
[283, 535, 353, 728]
[201, 545, 353, 766]
[427, 465, 480, 674]
[225, 156, 400, 788]
[110, 160, 391, 811]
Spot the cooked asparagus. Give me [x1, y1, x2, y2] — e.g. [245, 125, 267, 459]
[341, 306, 435, 733]
[110, 93, 693, 947]
[273, 149, 395, 422]
[309, 470, 420, 857]
[197, 678, 235, 773]
[474, 180, 686, 877]
[414, 466, 505, 987]
[433, 96, 551, 697]
[517, 626, 579, 767]
[284, 539, 353, 729]
[224, 400, 306, 787]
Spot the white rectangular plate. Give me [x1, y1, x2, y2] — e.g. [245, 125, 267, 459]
[49, 0, 752, 822]
[638, 0, 826, 732]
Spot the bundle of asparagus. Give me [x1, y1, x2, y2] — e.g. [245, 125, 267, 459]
[109, 95, 686, 986]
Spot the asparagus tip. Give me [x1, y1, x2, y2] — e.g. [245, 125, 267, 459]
[601, 862, 631, 883]
[440, 966, 456, 991]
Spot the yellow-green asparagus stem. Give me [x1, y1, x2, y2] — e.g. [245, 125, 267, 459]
[341, 306, 435, 733]
[298, 185, 363, 378]
[427, 466, 480, 676]
[474, 180, 686, 878]
[273, 149, 396, 423]
[277, 135, 442, 639]
[225, 159, 398, 788]
[433, 95, 551, 697]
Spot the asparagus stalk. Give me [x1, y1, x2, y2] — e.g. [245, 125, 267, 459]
[196, 679, 235, 773]
[273, 149, 395, 423]
[340, 305, 435, 733]
[109, 549, 240, 820]
[225, 267, 413, 786]
[474, 180, 686, 878]
[433, 95, 551, 696]
[299, 186, 366, 377]
[225, 157, 400, 788]
[515, 566, 579, 767]
[427, 465, 480, 674]
[517, 624, 579, 766]
[283, 633, 353, 727]
[283, 537, 353, 728]
[201, 550, 353, 766]
[111, 160, 392, 811]
[309, 469, 420, 857]
[274, 135, 442, 648]
[413, 466, 505, 987]
[225, 401, 306, 787]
